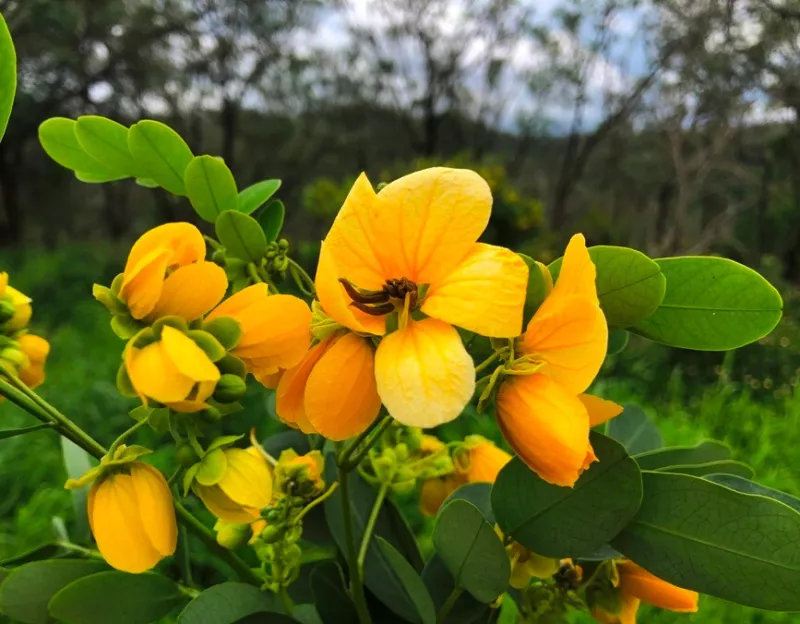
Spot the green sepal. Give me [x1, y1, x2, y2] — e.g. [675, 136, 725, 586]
[202, 317, 242, 351]
[213, 374, 247, 403]
[207, 400, 243, 417]
[92, 283, 128, 315]
[152, 316, 189, 338]
[183, 463, 200, 496]
[518, 253, 552, 324]
[110, 315, 145, 340]
[216, 354, 247, 379]
[130, 405, 171, 434]
[116, 364, 137, 398]
[110, 273, 124, 296]
[129, 405, 152, 423]
[195, 448, 228, 486]
[207, 434, 244, 452]
[129, 326, 157, 349]
[186, 330, 226, 362]
[64, 465, 102, 490]
[109, 444, 152, 464]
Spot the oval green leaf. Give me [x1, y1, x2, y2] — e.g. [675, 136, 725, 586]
[178, 582, 290, 623]
[0, 12, 16, 142]
[549, 246, 666, 328]
[239, 179, 281, 215]
[38, 118, 121, 181]
[128, 120, 194, 196]
[518, 253, 550, 325]
[659, 460, 754, 479]
[634, 440, 730, 470]
[74, 116, 139, 178]
[421, 555, 490, 624]
[215, 210, 268, 262]
[442, 482, 495, 524]
[185, 155, 239, 222]
[604, 405, 662, 456]
[611, 471, 800, 610]
[310, 562, 358, 624]
[631, 256, 783, 350]
[258, 199, 285, 242]
[0, 560, 107, 624]
[707, 474, 800, 512]
[492, 432, 642, 558]
[375, 537, 436, 624]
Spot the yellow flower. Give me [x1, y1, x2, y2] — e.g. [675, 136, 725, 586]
[88, 462, 177, 573]
[206, 283, 312, 378]
[194, 447, 273, 524]
[507, 542, 559, 589]
[315, 167, 528, 429]
[0, 272, 32, 330]
[495, 234, 621, 487]
[126, 325, 220, 412]
[459, 436, 512, 483]
[275, 332, 382, 441]
[594, 561, 699, 624]
[17, 334, 49, 389]
[419, 475, 463, 517]
[120, 222, 228, 322]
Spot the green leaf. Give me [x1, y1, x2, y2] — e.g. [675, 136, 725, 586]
[421, 556, 490, 624]
[49, 571, 185, 624]
[74, 116, 139, 178]
[203, 317, 242, 351]
[434, 500, 510, 603]
[441, 482, 494, 524]
[518, 253, 550, 325]
[492, 432, 642, 558]
[195, 448, 228, 486]
[497, 593, 520, 624]
[61, 438, 93, 543]
[659, 460, 754, 479]
[375, 537, 436, 624]
[184, 155, 239, 223]
[0, 12, 16, 142]
[310, 562, 357, 624]
[128, 120, 194, 196]
[611, 471, 800, 610]
[631, 256, 783, 350]
[38, 118, 121, 181]
[634, 440, 730, 471]
[257, 199, 286, 242]
[606, 329, 630, 356]
[239, 179, 281, 215]
[0, 544, 69, 567]
[178, 582, 290, 623]
[549, 246, 666, 328]
[707, 474, 800, 512]
[0, 422, 55, 440]
[0, 560, 107, 624]
[604, 405, 662, 455]
[215, 210, 268, 262]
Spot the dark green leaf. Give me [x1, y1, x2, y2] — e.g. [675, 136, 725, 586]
[292, 604, 322, 624]
[492, 432, 642, 558]
[0, 544, 69, 567]
[606, 330, 630, 356]
[215, 211, 268, 262]
[518, 253, 550, 325]
[61, 438, 93, 543]
[258, 199, 286, 242]
[631, 256, 783, 350]
[178, 582, 290, 623]
[659, 460, 754, 479]
[375, 537, 436, 624]
[49, 571, 185, 624]
[310, 562, 357, 624]
[634, 440, 730, 471]
[0, 13, 16, 142]
[434, 500, 509, 603]
[496, 593, 520, 624]
[550, 246, 666, 328]
[74, 116, 139, 178]
[128, 120, 194, 196]
[0, 422, 55, 439]
[239, 179, 282, 215]
[38, 118, 121, 181]
[611, 471, 800, 611]
[442, 482, 494, 524]
[185, 155, 239, 222]
[421, 556, 490, 624]
[263, 429, 311, 457]
[707, 475, 800, 512]
[604, 405, 662, 455]
[0, 560, 106, 624]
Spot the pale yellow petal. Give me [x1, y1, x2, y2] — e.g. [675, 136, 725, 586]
[161, 326, 220, 383]
[465, 442, 512, 483]
[127, 341, 193, 403]
[218, 448, 273, 510]
[194, 484, 258, 525]
[553, 234, 598, 305]
[149, 261, 228, 321]
[579, 394, 623, 427]
[375, 318, 474, 428]
[130, 464, 177, 557]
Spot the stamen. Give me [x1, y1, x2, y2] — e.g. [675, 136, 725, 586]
[350, 301, 395, 316]
[339, 278, 390, 304]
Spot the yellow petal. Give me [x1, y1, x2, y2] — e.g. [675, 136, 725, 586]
[495, 373, 591, 487]
[619, 596, 641, 624]
[304, 333, 381, 441]
[6, 286, 32, 330]
[194, 484, 259, 524]
[422, 243, 528, 338]
[17, 334, 49, 365]
[579, 394, 623, 427]
[161, 326, 220, 384]
[90, 475, 163, 573]
[465, 442, 512, 483]
[553, 234, 598, 305]
[127, 341, 193, 403]
[167, 399, 210, 413]
[375, 318, 474, 428]
[19, 364, 45, 389]
[124, 222, 205, 276]
[618, 561, 699, 613]
[521, 293, 607, 394]
[207, 283, 269, 319]
[276, 339, 335, 433]
[419, 475, 463, 518]
[218, 448, 273, 510]
[121, 249, 170, 320]
[375, 167, 492, 284]
[130, 463, 177, 557]
[0, 272, 6, 297]
[149, 261, 228, 321]
[258, 370, 283, 390]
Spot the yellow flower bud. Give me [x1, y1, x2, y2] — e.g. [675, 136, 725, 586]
[215, 521, 252, 550]
[17, 334, 49, 389]
[88, 463, 177, 573]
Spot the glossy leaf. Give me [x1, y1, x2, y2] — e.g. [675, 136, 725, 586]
[74, 116, 139, 178]
[635, 440, 730, 471]
[0, 12, 15, 142]
[375, 537, 436, 624]
[258, 199, 286, 242]
[518, 253, 550, 325]
[184, 155, 239, 222]
[310, 562, 357, 624]
[38, 118, 121, 182]
[0, 560, 107, 624]
[492, 432, 642, 558]
[421, 556, 490, 624]
[707, 474, 800, 512]
[0, 543, 69, 567]
[215, 210, 268, 262]
[128, 120, 194, 196]
[632, 256, 783, 350]
[239, 179, 281, 215]
[611, 471, 800, 611]
[550, 245, 666, 328]
[659, 460, 754, 479]
[178, 582, 290, 624]
[604, 405, 662, 455]
[606, 329, 630, 356]
[442, 482, 495, 524]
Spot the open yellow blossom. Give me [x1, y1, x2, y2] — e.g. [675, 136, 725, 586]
[120, 222, 227, 322]
[0, 273, 32, 330]
[17, 334, 50, 389]
[594, 561, 699, 624]
[315, 167, 528, 430]
[126, 326, 220, 412]
[496, 234, 621, 487]
[206, 283, 312, 378]
[88, 462, 177, 574]
[194, 447, 273, 524]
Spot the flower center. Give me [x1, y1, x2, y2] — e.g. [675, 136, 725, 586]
[339, 277, 419, 316]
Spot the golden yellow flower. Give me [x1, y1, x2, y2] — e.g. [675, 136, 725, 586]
[419, 475, 463, 518]
[0, 272, 32, 330]
[126, 325, 220, 412]
[315, 168, 529, 429]
[460, 437, 512, 483]
[194, 447, 273, 524]
[495, 234, 621, 487]
[17, 334, 49, 389]
[120, 222, 227, 322]
[206, 283, 312, 378]
[88, 462, 177, 574]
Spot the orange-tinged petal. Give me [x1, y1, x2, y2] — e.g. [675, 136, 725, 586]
[207, 283, 269, 319]
[465, 442, 512, 483]
[121, 249, 170, 320]
[124, 222, 205, 275]
[580, 394, 624, 427]
[521, 293, 607, 394]
[305, 333, 381, 441]
[375, 318, 474, 428]
[553, 234, 598, 305]
[194, 484, 258, 524]
[618, 561, 699, 612]
[496, 373, 591, 487]
[130, 464, 177, 557]
[375, 167, 492, 284]
[258, 370, 283, 390]
[19, 364, 45, 389]
[218, 448, 273, 510]
[422, 243, 528, 338]
[420, 475, 463, 517]
[18, 334, 49, 365]
[149, 261, 228, 321]
[619, 595, 641, 624]
[276, 339, 336, 432]
[161, 326, 220, 384]
[127, 341, 193, 403]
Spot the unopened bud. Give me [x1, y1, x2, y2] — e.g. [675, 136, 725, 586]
[213, 374, 247, 403]
[0, 346, 27, 369]
[175, 442, 199, 468]
[262, 524, 284, 544]
[216, 522, 251, 550]
[373, 456, 394, 481]
[395, 443, 409, 462]
[212, 249, 227, 266]
[278, 239, 289, 251]
[391, 479, 417, 496]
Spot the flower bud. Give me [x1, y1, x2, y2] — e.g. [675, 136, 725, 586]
[0, 346, 28, 369]
[262, 524, 284, 544]
[278, 239, 289, 251]
[213, 374, 247, 403]
[215, 521, 251, 550]
[394, 443, 409, 463]
[175, 442, 199, 468]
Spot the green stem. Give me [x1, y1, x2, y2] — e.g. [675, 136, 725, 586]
[436, 586, 463, 623]
[108, 419, 148, 456]
[203, 235, 222, 251]
[338, 455, 372, 624]
[247, 262, 264, 284]
[294, 482, 339, 524]
[357, 480, 389, 573]
[474, 348, 507, 375]
[278, 586, 295, 617]
[177, 525, 195, 588]
[288, 258, 316, 295]
[256, 265, 280, 293]
[341, 416, 393, 471]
